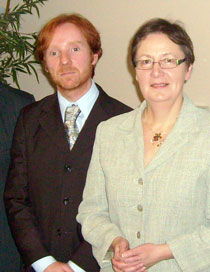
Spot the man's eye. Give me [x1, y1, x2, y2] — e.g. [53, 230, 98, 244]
[50, 51, 58, 56]
[72, 47, 80, 52]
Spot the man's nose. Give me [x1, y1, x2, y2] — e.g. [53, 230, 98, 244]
[60, 51, 72, 65]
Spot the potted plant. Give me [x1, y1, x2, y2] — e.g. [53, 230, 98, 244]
[0, 0, 47, 88]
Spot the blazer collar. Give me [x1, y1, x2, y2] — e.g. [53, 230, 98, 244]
[119, 94, 199, 132]
[118, 94, 201, 172]
[147, 95, 200, 170]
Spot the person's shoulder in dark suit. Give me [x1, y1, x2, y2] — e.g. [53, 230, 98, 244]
[0, 81, 35, 272]
[96, 83, 132, 115]
[0, 81, 35, 112]
[0, 80, 35, 148]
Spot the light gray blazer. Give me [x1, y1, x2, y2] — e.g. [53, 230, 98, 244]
[77, 95, 210, 272]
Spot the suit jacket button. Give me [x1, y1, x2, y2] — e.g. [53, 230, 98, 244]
[64, 164, 71, 172]
[57, 229, 61, 236]
[137, 231, 141, 239]
[63, 197, 70, 205]
[137, 204, 143, 212]
[138, 178, 143, 185]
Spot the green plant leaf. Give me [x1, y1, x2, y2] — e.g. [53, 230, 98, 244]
[0, 0, 48, 88]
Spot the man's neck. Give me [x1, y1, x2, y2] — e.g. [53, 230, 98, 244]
[58, 79, 92, 102]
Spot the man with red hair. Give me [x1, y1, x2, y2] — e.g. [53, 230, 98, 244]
[4, 14, 131, 272]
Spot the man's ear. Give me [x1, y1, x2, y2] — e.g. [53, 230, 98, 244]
[42, 57, 48, 73]
[44, 63, 49, 73]
[92, 54, 98, 66]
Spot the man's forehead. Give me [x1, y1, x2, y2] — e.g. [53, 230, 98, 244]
[54, 22, 83, 35]
[47, 23, 87, 43]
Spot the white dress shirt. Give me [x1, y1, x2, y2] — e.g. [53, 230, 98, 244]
[58, 80, 99, 131]
[32, 80, 99, 272]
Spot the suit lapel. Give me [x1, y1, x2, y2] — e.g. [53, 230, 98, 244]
[37, 89, 111, 156]
[38, 94, 69, 152]
[70, 89, 110, 157]
[0, 98, 8, 145]
[0, 93, 14, 147]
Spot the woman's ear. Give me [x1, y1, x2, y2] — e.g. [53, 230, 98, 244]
[185, 64, 193, 81]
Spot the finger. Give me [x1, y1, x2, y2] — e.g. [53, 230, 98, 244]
[114, 244, 122, 260]
[112, 263, 123, 272]
[137, 264, 147, 272]
[120, 263, 146, 272]
[122, 248, 140, 258]
[112, 258, 143, 271]
[122, 255, 141, 263]
[119, 241, 129, 253]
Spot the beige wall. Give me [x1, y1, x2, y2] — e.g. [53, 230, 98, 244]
[7, 0, 210, 108]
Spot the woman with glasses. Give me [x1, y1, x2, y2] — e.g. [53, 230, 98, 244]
[77, 18, 210, 272]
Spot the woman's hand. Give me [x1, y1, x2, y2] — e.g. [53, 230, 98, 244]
[121, 243, 173, 270]
[111, 237, 146, 272]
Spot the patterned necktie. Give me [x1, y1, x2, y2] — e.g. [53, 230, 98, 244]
[64, 104, 81, 150]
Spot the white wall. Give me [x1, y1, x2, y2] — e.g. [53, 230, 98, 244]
[6, 0, 210, 108]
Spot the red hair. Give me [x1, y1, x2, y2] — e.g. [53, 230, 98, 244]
[36, 13, 102, 73]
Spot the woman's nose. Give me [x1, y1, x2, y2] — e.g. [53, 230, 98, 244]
[151, 62, 164, 77]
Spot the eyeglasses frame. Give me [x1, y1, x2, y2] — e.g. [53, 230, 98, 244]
[135, 57, 187, 70]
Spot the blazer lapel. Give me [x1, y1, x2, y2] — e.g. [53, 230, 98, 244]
[146, 96, 200, 172]
[119, 108, 145, 177]
[115, 95, 200, 175]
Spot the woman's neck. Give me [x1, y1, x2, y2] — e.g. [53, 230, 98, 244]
[142, 97, 184, 166]
[142, 97, 183, 131]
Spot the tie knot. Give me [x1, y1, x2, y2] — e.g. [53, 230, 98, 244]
[65, 104, 81, 122]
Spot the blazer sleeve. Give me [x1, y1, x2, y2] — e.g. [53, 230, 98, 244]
[167, 165, 210, 272]
[4, 111, 49, 266]
[77, 122, 124, 269]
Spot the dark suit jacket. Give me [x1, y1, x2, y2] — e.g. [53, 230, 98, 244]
[4, 84, 132, 271]
[0, 82, 35, 272]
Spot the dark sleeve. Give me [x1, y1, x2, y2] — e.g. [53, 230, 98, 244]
[71, 241, 100, 271]
[0, 84, 35, 270]
[3, 112, 49, 267]
[12, 91, 35, 117]
[25, 93, 35, 104]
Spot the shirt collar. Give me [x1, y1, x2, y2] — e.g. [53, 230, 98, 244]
[57, 80, 99, 122]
